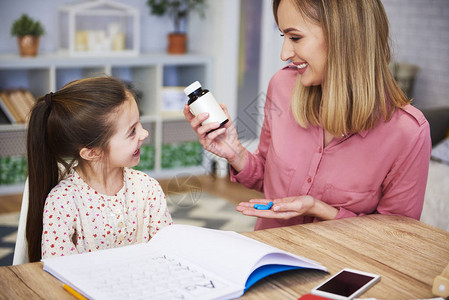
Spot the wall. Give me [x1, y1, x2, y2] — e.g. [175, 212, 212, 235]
[380, 0, 449, 109]
[259, 0, 286, 97]
[236, 0, 262, 141]
[188, 0, 240, 120]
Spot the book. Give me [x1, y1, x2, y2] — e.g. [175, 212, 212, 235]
[0, 90, 36, 124]
[42, 224, 327, 300]
[21, 89, 37, 112]
[0, 107, 10, 124]
[0, 92, 20, 123]
[8, 90, 29, 123]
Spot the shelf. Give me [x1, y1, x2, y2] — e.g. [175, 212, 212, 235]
[0, 53, 213, 189]
[0, 53, 213, 68]
[163, 64, 208, 87]
[0, 68, 51, 99]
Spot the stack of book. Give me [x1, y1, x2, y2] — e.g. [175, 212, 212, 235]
[0, 89, 36, 124]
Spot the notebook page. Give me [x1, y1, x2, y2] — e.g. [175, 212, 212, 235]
[148, 224, 326, 290]
[43, 243, 240, 300]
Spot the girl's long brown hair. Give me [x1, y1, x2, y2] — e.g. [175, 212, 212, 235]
[26, 76, 128, 262]
[273, 0, 409, 136]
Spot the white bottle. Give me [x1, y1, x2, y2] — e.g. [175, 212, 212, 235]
[184, 81, 229, 131]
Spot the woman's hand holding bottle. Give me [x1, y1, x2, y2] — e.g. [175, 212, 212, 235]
[183, 103, 247, 172]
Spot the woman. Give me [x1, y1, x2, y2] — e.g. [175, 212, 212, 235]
[184, 0, 431, 230]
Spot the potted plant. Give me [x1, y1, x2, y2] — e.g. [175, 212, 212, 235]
[11, 14, 45, 57]
[146, 0, 206, 54]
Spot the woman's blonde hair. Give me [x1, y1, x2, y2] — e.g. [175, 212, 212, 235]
[273, 0, 409, 136]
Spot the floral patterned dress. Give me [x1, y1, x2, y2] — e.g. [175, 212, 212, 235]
[42, 167, 173, 258]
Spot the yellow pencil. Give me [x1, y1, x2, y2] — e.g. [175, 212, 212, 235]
[63, 284, 87, 300]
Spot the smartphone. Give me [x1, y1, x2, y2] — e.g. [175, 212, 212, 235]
[310, 268, 381, 299]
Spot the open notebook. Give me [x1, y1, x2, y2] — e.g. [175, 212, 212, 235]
[42, 224, 327, 300]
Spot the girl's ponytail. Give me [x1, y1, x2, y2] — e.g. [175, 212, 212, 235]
[25, 76, 128, 262]
[26, 95, 59, 262]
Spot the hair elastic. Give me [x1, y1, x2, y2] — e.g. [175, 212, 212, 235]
[44, 92, 53, 107]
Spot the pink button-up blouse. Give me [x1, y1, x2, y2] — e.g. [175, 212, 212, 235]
[231, 65, 431, 230]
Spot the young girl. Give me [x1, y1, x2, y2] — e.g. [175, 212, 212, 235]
[185, 0, 431, 230]
[26, 76, 173, 262]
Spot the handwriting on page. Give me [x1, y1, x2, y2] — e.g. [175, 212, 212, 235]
[71, 253, 228, 299]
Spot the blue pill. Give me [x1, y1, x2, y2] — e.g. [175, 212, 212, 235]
[254, 201, 274, 210]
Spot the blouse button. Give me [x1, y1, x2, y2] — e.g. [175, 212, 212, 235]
[318, 147, 322, 153]
[307, 177, 312, 183]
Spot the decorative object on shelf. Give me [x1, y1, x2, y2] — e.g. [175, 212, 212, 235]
[59, 0, 139, 56]
[161, 141, 203, 169]
[10, 14, 45, 57]
[161, 86, 188, 116]
[0, 156, 27, 185]
[133, 144, 156, 172]
[0, 89, 36, 124]
[146, 0, 206, 54]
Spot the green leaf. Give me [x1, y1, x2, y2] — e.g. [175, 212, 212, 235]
[11, 14, 45, 37]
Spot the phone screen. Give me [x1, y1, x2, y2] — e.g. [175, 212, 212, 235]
[316, 270, 373, 296]
[312, 268, 380, 299]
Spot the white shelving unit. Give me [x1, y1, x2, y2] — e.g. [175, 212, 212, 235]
[0, 53, 213, 192]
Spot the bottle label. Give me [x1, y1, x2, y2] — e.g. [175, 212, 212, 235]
[189, 92, 228, 125]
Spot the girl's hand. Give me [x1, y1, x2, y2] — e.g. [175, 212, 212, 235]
[183, 103, 247, 171]
[236, 196, 338, 220]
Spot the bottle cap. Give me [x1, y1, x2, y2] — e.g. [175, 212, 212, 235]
[184, 81, 202, 96]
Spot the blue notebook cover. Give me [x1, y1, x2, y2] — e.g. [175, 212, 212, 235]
[245, 264, 305, 291]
